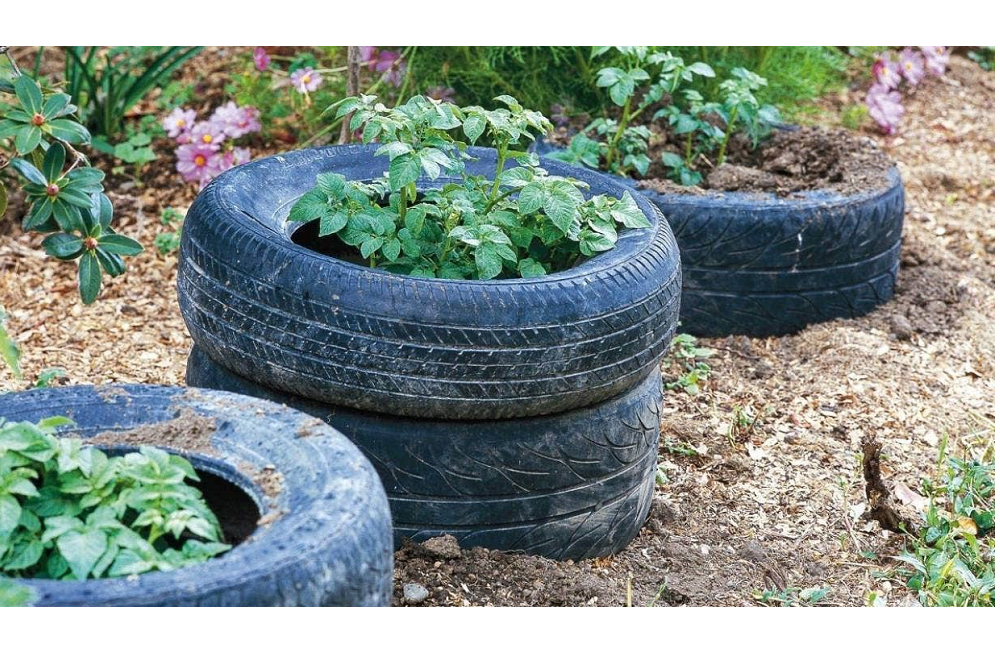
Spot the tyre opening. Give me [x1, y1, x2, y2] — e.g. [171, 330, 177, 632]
[290, 219, 369, 267]
[196, 469, 261, 546]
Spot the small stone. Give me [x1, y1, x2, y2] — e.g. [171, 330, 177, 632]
[418, 534, 462, 559]
[403, 582, 429, 605]
[890, 314, 914, 340]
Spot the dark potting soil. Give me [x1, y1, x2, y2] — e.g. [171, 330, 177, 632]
[551, 124, 897, 198]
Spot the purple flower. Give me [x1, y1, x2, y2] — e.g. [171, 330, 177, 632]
[898, 48, 925, 85]
[290, 67, 322, 93]
[358, 46, 378, 66]
[176, 143, 221, 188]
[210, 102, 261, 138]
[373, 50, 405, 87]
[872, 52, 901, 89]
[189, 120, 226, 147]
[253, 47, 270, 72]
[865, 83, 904, 134]
[426, 85, 456, 103]
[162, 107, 196, 139]
[921, 46, 949, 76]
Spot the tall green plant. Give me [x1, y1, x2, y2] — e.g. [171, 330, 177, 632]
[63, 46, 201, 139]
[1, 48, 143, 379]
[287, 94, 649, 280]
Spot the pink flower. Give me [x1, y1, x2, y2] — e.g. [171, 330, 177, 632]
[190, 120, 226, 147]
[176, 143, 221, 187]
[220, 147, 252, 169]
[872, 52, 901, 89]
[211, 102, 261, 138]
[921, 46, 949, 76]
[253, 47, 270, 72]
[865, 83, 904, 134]
[898, 48, 925, 86]
[359, 46, 378, 66]
[290, 67, 322, 93]
[374, 50, 406, 87]
[162, 107, 196, 139]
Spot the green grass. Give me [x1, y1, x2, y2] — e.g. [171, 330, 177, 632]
[407, 46, 852, 119]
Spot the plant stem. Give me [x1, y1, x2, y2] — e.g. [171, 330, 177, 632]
[488, 139, 508, 204]
[717, 115, 735, 166]
[607, 96, 631, 169]
[685, 133, 693, 168]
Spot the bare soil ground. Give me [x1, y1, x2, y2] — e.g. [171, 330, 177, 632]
[1, 54, 994, 607]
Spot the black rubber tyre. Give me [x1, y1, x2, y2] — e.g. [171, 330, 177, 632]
[0, 384, 392, 607]
[177, 144, 681, 420]
[187, 346, 662, 561]
[533, 138, 905, 338]
[640, 177, 904, 337]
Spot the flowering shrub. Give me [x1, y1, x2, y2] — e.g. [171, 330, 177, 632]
[1, 49, 142, 307]
[164, 102, 258, 189]
[287, 94, 649, 280]
[865, 47, 950, 134]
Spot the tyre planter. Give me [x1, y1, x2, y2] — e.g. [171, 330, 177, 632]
[187, 346, 662, 561]
[177, 144, 681, 420]
[0, 384, 392, 607]
[533, 139, 905, 338]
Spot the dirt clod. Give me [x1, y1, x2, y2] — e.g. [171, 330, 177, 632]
[88, 407, 217, 456]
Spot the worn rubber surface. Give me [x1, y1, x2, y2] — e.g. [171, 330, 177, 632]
[533, 139, 905, 338]
[177, 144, 681, 420]
[187, 346, 663, 561]
[0, 384, 392, 607]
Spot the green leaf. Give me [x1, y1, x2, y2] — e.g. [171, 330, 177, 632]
[517, 182, 547, 215]
[319, 209, 348, 236]
[388, 153, 422, 191]
[382, 238, 402, 262]
[42, 93, 72, 120]
[23, 197, 55, 231]
[14, 75, 43, 114]
[517, 258, 547, 278]
[374, 141, 412, 160]
[45, 119, 91, 145]
[4, 540, 44, 571]
[42, 143, 67, 182]
[688, 62, 716, 77]
[360, 236, 384, 259]
[463, 114, 486, 143]
[78, 251, 102, 304]
[611, 192, 650, 229]
[13, 124, 41, 155]
[544, 181, 584, 233]
[0, 181, 6, 218]
[0, 494, 21, 535]
[316, 173, 347, 200]
[287, 189, 327, 221]
[95, 247, 126, 277]
[474, 245, 503, 280]
[661, 152, 685, 169]
[97, 233, 143, 256]
[57, 529, 108, 580]
[42, 233, 85, 260]
[52, 198, 84, 233]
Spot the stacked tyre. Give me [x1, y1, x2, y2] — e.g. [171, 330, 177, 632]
[178, 146, 682, 560]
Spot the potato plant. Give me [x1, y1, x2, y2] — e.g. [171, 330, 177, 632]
[0, 417, 230, 580]
[552, 47, 781, 184]
[288, 94, 649, 280]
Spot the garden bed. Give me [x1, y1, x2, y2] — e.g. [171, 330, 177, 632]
[1, 51, 994, 606]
